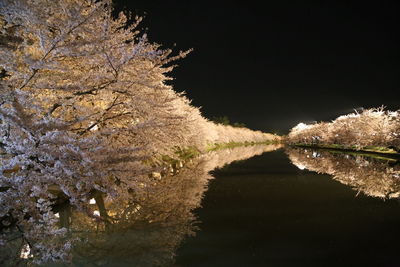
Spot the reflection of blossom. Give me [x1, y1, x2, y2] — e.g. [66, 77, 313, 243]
[1, 144, 281, 265]
[69, 144, 281, 266]
[286, 148, 400, 198]
[202, 144, 282, 171]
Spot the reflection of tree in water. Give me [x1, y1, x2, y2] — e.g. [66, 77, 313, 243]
[0, 144, 281, 266]
[286, 148, 400, 199]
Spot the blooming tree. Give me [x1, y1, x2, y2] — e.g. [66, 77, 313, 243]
[0, 0, 277, 263]
[0, 0, 197, 261]
[287, 108, 400, 150]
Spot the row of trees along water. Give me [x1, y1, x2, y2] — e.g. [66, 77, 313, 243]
[287, 108, 400, 153]
[0, 0, 280, 264]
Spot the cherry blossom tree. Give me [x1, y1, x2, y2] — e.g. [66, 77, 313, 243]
[0, 0, 278, 263]
[0, 0, 199, 261]
[287, 108, 400, 151]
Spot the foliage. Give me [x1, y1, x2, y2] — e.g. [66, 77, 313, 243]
[0, 0, 278, 264]
[205, 123, 280, 146]
[211, 115, 246, 128]
[287, 108, 400, 151]
[207, 140, 279, 151]
[212, 115, 231, 125]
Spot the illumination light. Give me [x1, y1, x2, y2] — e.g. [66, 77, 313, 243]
[20, 244, 31, 259]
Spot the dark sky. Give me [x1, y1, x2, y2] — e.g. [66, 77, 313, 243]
[113, 1, 399, 134]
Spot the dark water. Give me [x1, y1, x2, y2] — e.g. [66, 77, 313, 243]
[2, 146, 400, 266]
[176, 150, 400, 267]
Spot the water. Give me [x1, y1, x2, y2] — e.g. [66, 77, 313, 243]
[176, 149, 400, 266]
[2, 145, 400, 266]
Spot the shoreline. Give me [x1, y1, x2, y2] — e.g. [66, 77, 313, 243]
[289, 143, 400, 161]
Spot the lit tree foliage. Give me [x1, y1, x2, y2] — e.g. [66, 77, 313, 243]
[0, 0, 277, 263]
[287, 108, 400, 151]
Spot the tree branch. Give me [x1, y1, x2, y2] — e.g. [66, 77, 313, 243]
[18, 6, 101, 91]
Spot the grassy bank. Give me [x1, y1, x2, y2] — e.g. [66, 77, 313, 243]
[291, 143, 400, 161]
[134, 138, 282, 182]
[286, 108, 400, 159]
[206, 140, 281, 152]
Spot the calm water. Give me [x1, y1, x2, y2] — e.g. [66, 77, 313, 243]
[2, 146, 400, 266]
[175, 149, 400, 267]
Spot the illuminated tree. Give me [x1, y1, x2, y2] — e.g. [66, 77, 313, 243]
[0, 0, 196, 261]
[0, 0, 277, 263]
[287, 108, 400, 150]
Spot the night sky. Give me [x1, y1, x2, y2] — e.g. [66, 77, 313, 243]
[113, 1, 399, 134]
